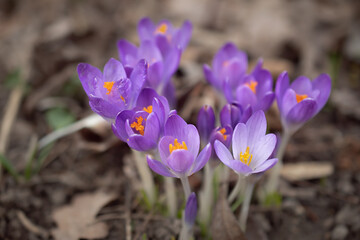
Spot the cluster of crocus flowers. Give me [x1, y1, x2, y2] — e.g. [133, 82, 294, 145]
[77, 17, 332, 237]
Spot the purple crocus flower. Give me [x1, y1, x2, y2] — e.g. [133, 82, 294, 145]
[184, 192, 197, 227]
[147, 114, 212, 178]
[214, 111, 278, 176]
[204, 43, 274, 112]
[220, 103, 252, 129]
[117, 39, 180, 97]
[137, 17, 192, 56]
[276, 71, 331, 133]
[197, 105, 215, 146]
[77, 58, 146, 121]
[112, 88, 170, 152]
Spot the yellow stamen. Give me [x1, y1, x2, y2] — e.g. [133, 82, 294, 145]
[245, 80, 258, 94]
[155, 23, 168, 34]
[169, 139, 188, 154]
[219, 128, 228, 141]
[239, 146, 253, 166]
[130, 116, 145, 136]
[103, 81, 115, 95]
[120, 95, 125, 103]
[143, 105, 153, 114]
[296, 93, 308, 103]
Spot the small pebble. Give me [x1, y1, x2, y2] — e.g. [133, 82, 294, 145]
[332, 225, 349, 240]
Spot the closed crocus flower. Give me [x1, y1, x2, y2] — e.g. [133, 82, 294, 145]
[117, 39, 180, 100]
[137, 17, 193, 56]
[220, 103, 252, 129]
[276, 71, 331, 133]
[214, 111, 278, 176]
[204, 43, 274, 112]
[197, 105, 215, 146]
[112, 88, 169, 152]
[147, 114, 211, 178]
[77, 58, 146, 121]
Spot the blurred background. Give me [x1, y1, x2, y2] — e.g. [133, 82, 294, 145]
[0, 0, 359, 239]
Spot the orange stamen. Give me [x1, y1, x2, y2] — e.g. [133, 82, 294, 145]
[239, 146, 253, 166]
[143, 105, 153, 114]
[296, 93, 308, 103]
[219, 128, 228, 141]
[245, 80, 258, 94]
[103, 81, 115, 95]
[155, 23, 168, 34]
[130, 116, 145, 135]
[120, 95, 126, 103]
[169, 139, 188, 154]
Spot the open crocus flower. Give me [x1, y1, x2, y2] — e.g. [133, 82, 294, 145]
[204, 43, 274, 112]
[112, 88, 170, 152]
[214, 111, 278, 176]
[147, 114, 211, 178]
[276, 71, 331, 133]
[137, 17, 192, 56]
[117, 39, 180, 98]
[77, 58, 146, 121]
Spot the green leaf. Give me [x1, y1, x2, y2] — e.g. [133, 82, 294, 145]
[46, 108, 76, 130]
[34, 142, 54, 174]
[4, 69, 21, 89]
[263, 191, 282, 207]
[0, 153, 19, 180]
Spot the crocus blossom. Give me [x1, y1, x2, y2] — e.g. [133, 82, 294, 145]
[197, 105, 215, 146]
[112, 88, 170, 152]
[220, 103, 252, 129]
[204, 43, 274, 112]
[214, 111, 278, 176]
[137, 17, 193, 56]
[117, 39, 181, 96]
[184, 192, 197, 227]
[276, 71, 331, 133]
[77, 58, 146, 120]
[147, 114, 211, 178]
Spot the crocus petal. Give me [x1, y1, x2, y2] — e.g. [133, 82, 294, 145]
[77, 63, 102, 95]
[167, 150, 194, 175]
[113, 110, 134, 141]
[281, 88, 298, 117]
[159, 136, 176, 161]
[290, 76, 312, 95]
[164, 114, 188, 140]
[228, 161, 253, 175]
[251, 134, 277, 168]
[232, 123, 248, 160]
[275, 71, 290, 112]
[136, 88, 159, 107]
[88, 95, 120, 120]
[235, 85, 257, 109]
[173, 20, 192, 50]
[117, 40, 138, 67]
[129, 59, 147, 105]
[147, 61, 163, 88]
[147, 155, 175, 177]
[246, 110, 267, 151]
[254, 92, 275, 112]
[214, 140, 234, 165]
[184, 125, 200, 158]
[138, 17, 155, 41]
[312, 73, 331, 113]
[184, 192, 197, 226]
[143, 113, 160, 142]
[155, 35, 171, 57]
[197, 105, 215, 144]
[191, 143, 211, 174]
[163, 47, 181, 82]
[127, 135, 156, 152]
[139, 40, 162, 63]
[252, 158, 278, 174]
[285, 99, 317, 125]
[203, 65, 220, 89]
[104, 58, 126, 82]
[224, 59, 246, 88]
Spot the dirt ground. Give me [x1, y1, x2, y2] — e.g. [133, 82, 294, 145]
[0, 0, 360, 239]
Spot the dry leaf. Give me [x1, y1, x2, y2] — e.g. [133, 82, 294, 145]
[281, 162, 334, 181]
[51, 191, 116, 240]
[211, 185, 247, 240]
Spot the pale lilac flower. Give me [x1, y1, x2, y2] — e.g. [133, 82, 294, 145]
[214, 111, 277, 176]
[147, 114, 211, 178]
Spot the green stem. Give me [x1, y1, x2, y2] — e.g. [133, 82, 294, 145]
[199, 164, 214, 226]
[228, 174, 244, 203]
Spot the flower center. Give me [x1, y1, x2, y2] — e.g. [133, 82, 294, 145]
[155, 23, 168, 34]
[245, 80, 258, 94]
[143, 105, 153, 114]
[222, 61, 229, 67]
[218, 128, 228, 141]
[296, 93, 308, 103]
[103, 81, 114, 95]
[169, 139, 188, 154]
[130, 116, 145, 136]
[239, 146, 253, 166]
